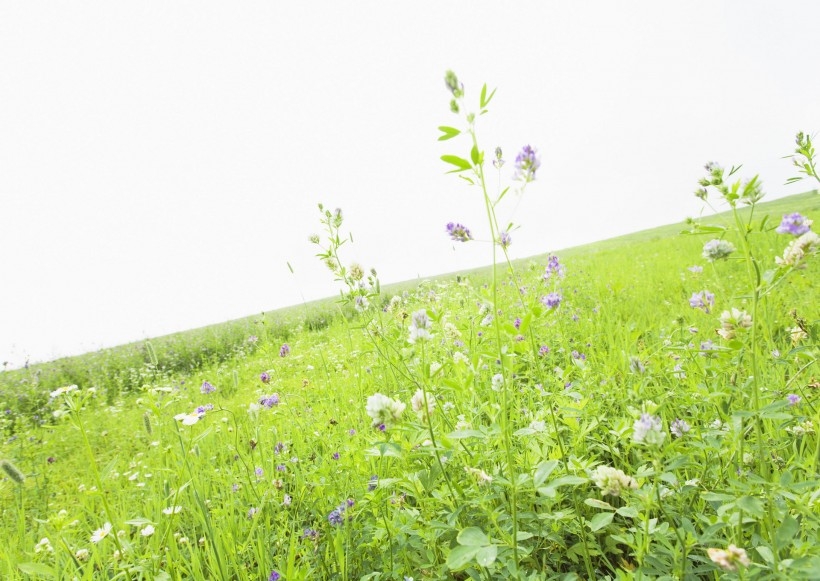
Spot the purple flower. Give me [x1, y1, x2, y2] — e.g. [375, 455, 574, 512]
[247, 335, 258, 344]
[787, 393, 801, 406]
[541, 293, 562, 309]
[538, 345, 550, 356]
[260, 372, 271, 384]
[446, 222, 473, 242]
[274, 442, 285, 454]
[247, 507, 258, 519]
[195, 404, 214, 414]
[259, 394, 280, 408]
[268, 571, 281, 581]
[368, 475, 378, 491]
[200, 381, 215, 395]
[254, 467, 264, 478]
[514, 145, 541, 182]
[513, 317, 522, 330]
[687, 265, 703, 274]
[776, 213, 813, 236]
[332, 452, 340, 460]
[498, 231, 512, 248]
[276, 464, 286, 472]
[279, 344, 290, 358]
[328, 509, 343, 526]
[572, 350, 586, 361]
[670, 419, 691, 438]
[543, 255, 564, 280]
[689, 290, 715, 313]
[303, 528, 319, 541]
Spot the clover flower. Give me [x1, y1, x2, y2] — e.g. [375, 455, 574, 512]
[787, 393, 801, 406]
[514, 145, 540, 183]
[590, 465, 638, 497]
[411, 389, 435, 418]
[689, 290, 715, 313]
[498, 231, 512, 248]
[446, 222, 473, 242]
[327, 499, 354, 526]
[268, 571, 281, 581]
[368, 475, 378, 491]
[775, 230, 820, 269]
[702, 239, 736, 262]
[538, 345, 550, 356]
[365, 393, 406, 428]
[259, 394, 280, 408]
[717, 308, 752, 340]
[633, 414, 665, 446]
[408, 309, 432, 343]
[776, 212, 813, 236]
[90, 522, 113, 543]
[670, 419, 691, 438]
[200, 381, 216, 395]
[707, 544, 751, 572]
[260, 372, 270, 384]
[279, 344, 290, 357]
[541, 293, 562, 309]
[543, 255, 564, 280]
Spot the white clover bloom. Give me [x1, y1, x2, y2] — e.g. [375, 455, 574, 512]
[717, 308, 752, 340]
[90, 522, 112, 543]
[776, 231, 820, 269]
[162, 505, 183, 515]
[453, 351, 468, 365]
[408, 309, 432, 343]
[140, 524, 155, 537]
[633, 414, 666, 446]
[591, 465, 638, 497]
[444, 322, 462, 340]
[34, 537, 53, 553]
[707, 544, 751, 572]
[491, 374, 504, 392]
[411, 389, 435, 418]
[365, 393, 406, 428]
[50, 384, 79, 398]
[702, 239, 736, 262]
[75, 548, 90, 561]
[790, 326, 809, 345]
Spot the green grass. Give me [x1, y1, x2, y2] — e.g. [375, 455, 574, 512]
[0, 190, 818, 580]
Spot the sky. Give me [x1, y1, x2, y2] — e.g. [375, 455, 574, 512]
[1, 1, 819, 369]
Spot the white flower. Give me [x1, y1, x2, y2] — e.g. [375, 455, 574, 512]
[140, 524, 155, 537]
[590, 465, 638, 497]
[90, 522, 112, 543]
[162, 505, 183, 515]
[776, 231, 820, 268]
[75, 548, 90, 561]
[50, 384, 79, 398]
[411, 389, 435, 418]
[464, 466, 493, 485]
[633, 414, 666, 446]
[34, 537, 53, 553]
[365, 393, 405, 427]
[174, 411, 203, 426]
[408, 309, 432, 343]
[717, 308, 752, 340]
[702, 239, 736, 262]
[707, 544, 751, 571]
[491, 374, 504, 392]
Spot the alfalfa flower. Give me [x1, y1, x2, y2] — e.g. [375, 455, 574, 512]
[200, 381, 216, 395]
[411, 389, 435, 418]
[514, 145, 540, 183]
[90, 522, 113, 543]
[408, 309, 432, 343]
[279, 343, 290, 357]
[775, 230, 820, 269]
[707, 544, 751, 572]
[497, 231, 512, 248]
[590, 465, 638, 497]
[543, 255, 564, 280]
[776, 212, 813, 236]
[689, 290, 715, 313]
[365, 393, 406, 428]
[446, 222, 473, 242]
[670, 419, 691, 438]
[702, 239, 736, 262]
[259, 394, 280, 408]
[541, 293, 562, 309]
[717, 308, 753, 340]
[633, 414, 666, 446]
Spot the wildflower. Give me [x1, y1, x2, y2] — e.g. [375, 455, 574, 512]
[498, 231, 512, 248]
[464, 466, 493, 485]
[269, 572, 281, 581]
[702, 239, 736, 262]
[259, 394, 280, 408]
[260, 372, 271, 383]
[283, 494, 292, 506]
[787, 393, 801, 406]
[717, 308, 752, 340]
[303, 528, 319, 541]
[538, 345, 550, 356]
[90, 522, 113, 543]
[689, 290, 715, 313]
[633, 414, 666, 446]
[140, 524, 155, 537]
[590, 465, 638, 497]
[572, 350, 586, 361]
[279, 343, 290, 357]
[274, 442, 285, 454]
[670, 419, 691, 438]
[408, 309, 432, 343]
[50, 384, 79, 398]
[786, 420, 814, 436]
[247, 507, 258, 519]
[687, 265, 703, 273]
[332, 452, 340, 460]
[34, 537, 53, 553]
[514, 145, 540, 182]
[365, 393, 406, 428]
[776, 231, 820, 268]
[446, 222, 473, 242]
[629, 357, 646, 374]
[174, 410, 205, 425]
[354, 294, 370, 312]
[707, 544, 751, 572]
[513, 317, 522, 330]
[162, 506, 183, 515]
[493, 146, 505, 169]
[776, 212, 813, 236]
[491, 374, 504, 391]
[543, 255, 564, 280]
[541, 292, 562, 309]
[368, 475, 378, 491]
[195, 404, 214, 414]
[200, 381, 215, 394]
[255, 467, 264, 478]
[75, 548, 90, 561]
[411, 389, 435, 418]
[790, 326, 808, 345]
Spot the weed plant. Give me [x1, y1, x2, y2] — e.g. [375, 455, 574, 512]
[0, 74, 818, 580]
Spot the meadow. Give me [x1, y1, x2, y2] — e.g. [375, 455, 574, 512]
[1, 74, 819, 580]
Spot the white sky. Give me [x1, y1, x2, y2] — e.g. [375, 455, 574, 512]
[1, 1, 818, 368]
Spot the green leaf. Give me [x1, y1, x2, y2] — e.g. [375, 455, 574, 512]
[447, 545, 480, 569]
[736, 495, 765, 518]
[447, 429, 486, 440]
[364, 442, 403, 458]
[438, 126, 461, 141]
[476, 544, 498, 567]
[533, 460, 559, 488]
[775, 515, 799, 550]
[538, 475, 588, 497]
[756, 545, 775, 565]
[17, 563, 56, 578]
[616, 506, 640, 519]
[588, 512, 614, 532]
[584, 498, 614, 511]
[480, 84, 497, 108]
[515, 531, 535, 541]
[124, 517, 154, 526]
[458, 527, 490, 546]
[440, 154, 472, 172]
[470, 144, 481, 166]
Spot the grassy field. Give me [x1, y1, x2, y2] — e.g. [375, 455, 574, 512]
[1, 188, 818, 580]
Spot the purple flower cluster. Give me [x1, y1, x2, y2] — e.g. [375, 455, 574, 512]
[498, 231, 512, 248]
[260, 372, 271, 384]
[446, 222, 473, 242]
[776, 213, 812, 236]
[514, 145, 541, 183]
[543, 255, 564, 280]
[279, 344, 290, 357]
[268, 571, 280, 581]
[541, 293, 562, 309]
[200, 381, 216, 395]
[538, 345, 550, 356]
[259, 394, 280, 408]
[195, 403, 214, 414]
[689, 290, 715, 313]
[327, 499, 355, 526]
